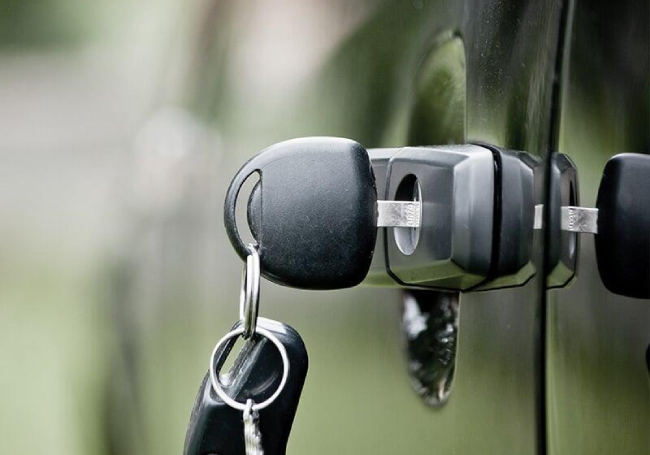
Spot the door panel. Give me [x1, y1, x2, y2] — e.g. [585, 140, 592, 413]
[548, 1, 650, 453]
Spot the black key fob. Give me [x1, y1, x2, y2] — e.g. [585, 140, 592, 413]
[224, 137, 378, 290]
[184, 318, 308, 455]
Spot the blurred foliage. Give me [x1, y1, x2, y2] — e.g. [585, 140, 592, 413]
[0, 0, 90, 48]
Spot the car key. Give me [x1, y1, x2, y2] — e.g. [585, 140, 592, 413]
[183, 319, 308, 455]
[184, 321, 308, 455]
[184, 245, 308, 455]
[224, 137, 421, 290]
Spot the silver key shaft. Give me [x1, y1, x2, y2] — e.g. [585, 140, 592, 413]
[243, 400, 264, 455]
[377, 201, 421, 228]
[534, 204, 599, 234]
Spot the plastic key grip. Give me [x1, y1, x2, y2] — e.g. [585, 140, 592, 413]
[183, 319, 309, 455]
[596, 153, 650, 299]
[224, 137, 378, 290]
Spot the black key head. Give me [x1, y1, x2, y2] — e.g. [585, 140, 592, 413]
[224, 137, 378, 290]
[596, 153, 650, 299]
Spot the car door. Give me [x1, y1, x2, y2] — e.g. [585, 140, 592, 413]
[548, 1, 650, 454]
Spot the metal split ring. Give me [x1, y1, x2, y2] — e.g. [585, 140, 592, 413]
[239, 244, 260, 339]
[209, 326, 290, 412]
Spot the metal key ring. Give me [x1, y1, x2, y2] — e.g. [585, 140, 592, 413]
[239, 244, 260, 339]
[209, 326, 290, 412]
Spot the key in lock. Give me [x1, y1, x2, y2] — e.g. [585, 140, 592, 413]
[224, 137, 544, 291]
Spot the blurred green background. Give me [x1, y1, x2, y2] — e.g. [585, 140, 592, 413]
[0, 1, 425, 453]
[0, 1, 536, 453]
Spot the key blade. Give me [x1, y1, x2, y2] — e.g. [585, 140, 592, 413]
[534, 204, 544, 229]
[561, 206, 598, 234]
[377, 201, 421, 228]
[533, 204, 598, 234]
[243, 405, 264, 455]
